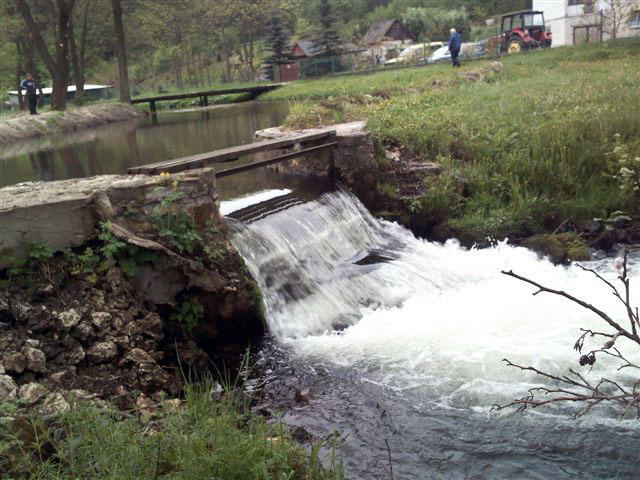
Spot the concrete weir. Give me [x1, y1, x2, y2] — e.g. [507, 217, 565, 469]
[0, 169, 219, 266]
[0, 122, 371, 265]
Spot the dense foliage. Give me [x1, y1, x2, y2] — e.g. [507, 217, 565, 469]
[0, 0, 533, 106]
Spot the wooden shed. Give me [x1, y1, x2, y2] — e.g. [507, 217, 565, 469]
[363, 19, 415, 45]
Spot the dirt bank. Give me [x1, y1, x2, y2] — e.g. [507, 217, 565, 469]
[0, 102, 145, 146]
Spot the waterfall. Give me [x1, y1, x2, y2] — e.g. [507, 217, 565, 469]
[224, 187, 638, 413]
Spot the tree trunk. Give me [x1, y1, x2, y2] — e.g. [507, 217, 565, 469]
[69, 18, 83, 94]
[69, 0, 90, 95]
[111, 0, 131, 103]
[15, 0, 76, 111]
[224, 50, 232, 83]
[206, 55, 212, 85]
[174, 51, 183, 89]
[51, 0, 74, 110]
[15, 39, 24, 110]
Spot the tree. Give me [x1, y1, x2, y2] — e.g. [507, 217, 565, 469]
[402, 7, 471, 42]
[495, 249, 640, 419]
[110, 0, 130, 103]
[15, 0, 76, 110]
[600, 0, 636, 40]
[315, 0, 343, 56]
[69, 0, 91, 97]
[263, 11, 293, 80]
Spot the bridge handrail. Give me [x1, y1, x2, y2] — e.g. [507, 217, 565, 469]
[131, 84, 285, 104]
[127, 130, 336, 175]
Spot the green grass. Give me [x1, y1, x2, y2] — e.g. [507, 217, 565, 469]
[267, 39, 640, 241]
[0, 377, 344, 480]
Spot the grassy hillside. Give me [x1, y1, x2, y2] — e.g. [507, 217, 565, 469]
[264, 39, 640, 242]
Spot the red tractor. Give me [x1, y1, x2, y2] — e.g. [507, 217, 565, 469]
[499, 10, 552, 54]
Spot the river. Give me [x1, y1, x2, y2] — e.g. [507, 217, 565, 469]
[4, 103, 639, 479]
[0, 101, 289, 191]
[223, 186, 640, 480]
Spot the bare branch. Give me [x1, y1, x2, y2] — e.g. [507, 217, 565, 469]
[497, 251, 639, 419]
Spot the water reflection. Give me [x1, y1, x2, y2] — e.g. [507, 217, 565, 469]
[1, 101, 289, 187]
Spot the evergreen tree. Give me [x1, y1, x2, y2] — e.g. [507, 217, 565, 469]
[263, 11, 292, 80]
[316, 0, 342, 56]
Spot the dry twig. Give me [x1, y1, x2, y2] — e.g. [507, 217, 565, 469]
[494, 248, 640, 419]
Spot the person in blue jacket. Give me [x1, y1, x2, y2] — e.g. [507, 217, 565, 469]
[448, 28, 461, 68]
[20, 73, 39, 115]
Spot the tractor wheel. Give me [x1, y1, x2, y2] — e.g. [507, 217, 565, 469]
[507, 38, 523, 54]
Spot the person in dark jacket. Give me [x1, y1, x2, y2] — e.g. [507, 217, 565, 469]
[448, 28, 461, 68]
[20, 73, 39, 115]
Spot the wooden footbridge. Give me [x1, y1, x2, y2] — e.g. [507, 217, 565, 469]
[127, 130, 337, 178]
[131, 84, 285, 113]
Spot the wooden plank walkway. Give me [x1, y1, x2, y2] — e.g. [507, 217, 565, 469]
[131, 84, 285, 112]
[128, 130, 336, 176]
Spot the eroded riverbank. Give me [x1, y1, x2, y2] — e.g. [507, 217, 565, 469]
[0, 103, 144, 146]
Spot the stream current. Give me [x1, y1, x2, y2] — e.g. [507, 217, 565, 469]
[223, 186, 640, 480]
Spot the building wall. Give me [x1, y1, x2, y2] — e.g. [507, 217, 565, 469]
[533, 0, 640, 46]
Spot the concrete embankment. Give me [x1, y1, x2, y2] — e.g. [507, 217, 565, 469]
[0, 102, 144, 146]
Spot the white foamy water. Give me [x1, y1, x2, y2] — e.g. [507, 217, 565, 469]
[220, 188, 292, 215]
[225, 188, 640, 414]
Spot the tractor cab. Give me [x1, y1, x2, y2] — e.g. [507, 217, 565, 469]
[500, 10, 552, 53]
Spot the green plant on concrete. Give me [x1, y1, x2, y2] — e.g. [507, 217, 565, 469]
[98, 223, 159, 277]
[171, 295, 205, 332]
[66, 247, 102, 284]
[0, 377, 344, 479]
[4, 241, 55, 280]
[151, 184, 203, 255]
[246, 275, 266, 327]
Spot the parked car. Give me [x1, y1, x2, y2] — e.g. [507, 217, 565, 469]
[386, 42, 445, 65]
[426, 45, 451, 63]
[426, 42, 486, 64]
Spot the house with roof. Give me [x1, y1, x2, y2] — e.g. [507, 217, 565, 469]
[361, 19, 415, 63]
[291, 39, 365, 58]
[533, 0, 640, 46]
[291, 40, 324, 58]
[363, 19, 415, 45]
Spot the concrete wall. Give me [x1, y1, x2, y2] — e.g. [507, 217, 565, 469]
[534, 0, 640, 46]
[0, 169, 219, 266]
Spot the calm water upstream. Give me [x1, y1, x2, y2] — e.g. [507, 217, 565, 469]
[0, 101, 289, 190]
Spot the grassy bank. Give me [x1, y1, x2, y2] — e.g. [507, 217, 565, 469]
[264, 40, 640, 242]
[1, 378, 343, 479]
